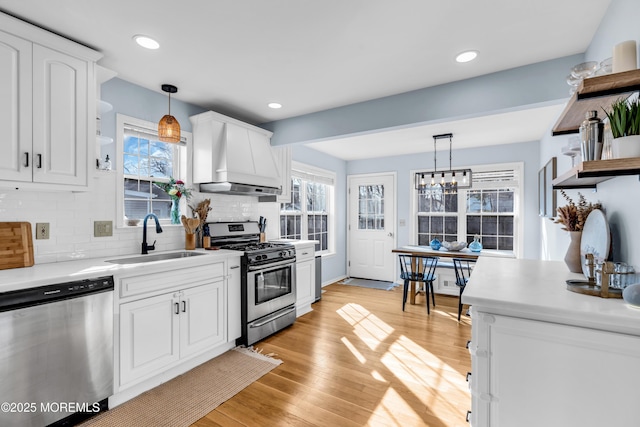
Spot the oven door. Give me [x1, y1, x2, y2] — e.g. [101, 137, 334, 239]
[246, 259, 296, 322]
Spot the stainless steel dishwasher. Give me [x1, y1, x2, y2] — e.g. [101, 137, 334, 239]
[0, 276, 114, 427]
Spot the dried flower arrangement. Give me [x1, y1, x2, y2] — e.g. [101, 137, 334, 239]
[553, 190, 602, 231]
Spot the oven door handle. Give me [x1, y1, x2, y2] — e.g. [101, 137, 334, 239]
[249, 305, 296, 328]
[247, 258, 296, 272]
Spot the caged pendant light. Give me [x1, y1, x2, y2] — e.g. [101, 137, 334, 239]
[158, 84, 181, 143]
[415, 133, 472, 194]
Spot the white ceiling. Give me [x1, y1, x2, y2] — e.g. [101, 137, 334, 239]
[0, 0, 611, 159]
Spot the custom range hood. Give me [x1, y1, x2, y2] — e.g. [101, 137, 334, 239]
[190, 111, 282, 198]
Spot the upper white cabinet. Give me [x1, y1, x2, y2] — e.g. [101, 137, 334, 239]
[273, 145, 292, 203]
[0, 12, 102, 190]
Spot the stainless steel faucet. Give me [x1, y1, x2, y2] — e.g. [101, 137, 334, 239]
[142, 213, 163, 254]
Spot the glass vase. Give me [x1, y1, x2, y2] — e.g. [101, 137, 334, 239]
[170, 198, 180, 225]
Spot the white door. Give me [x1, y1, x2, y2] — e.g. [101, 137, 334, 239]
[348, 174, 396, 281]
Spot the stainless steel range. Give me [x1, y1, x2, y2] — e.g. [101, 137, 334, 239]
[208, 222, 296, 345]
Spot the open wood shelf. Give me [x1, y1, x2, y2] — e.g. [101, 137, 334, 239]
[552, 158, 640, 189]
[552, 69, 640, 136]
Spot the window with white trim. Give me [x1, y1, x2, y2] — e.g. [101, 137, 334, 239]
[280, 162, 335, 254]
[116, 114, 190, 225]
[415, 164, 521, 254]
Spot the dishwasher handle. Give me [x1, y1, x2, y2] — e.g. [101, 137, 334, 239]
[0, 276, 114, 312]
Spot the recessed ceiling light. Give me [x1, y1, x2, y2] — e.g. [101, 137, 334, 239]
[133, 35, 160, 50]
[456, 50, 478, 63]
[268, 102, 282, 109]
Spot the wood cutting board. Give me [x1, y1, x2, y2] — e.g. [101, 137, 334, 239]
[0, 222, 34, 270]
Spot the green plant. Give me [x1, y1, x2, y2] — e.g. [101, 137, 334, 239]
[603, 97, 640, 138]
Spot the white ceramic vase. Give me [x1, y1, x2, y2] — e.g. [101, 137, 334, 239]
[611, 135, 640, 159]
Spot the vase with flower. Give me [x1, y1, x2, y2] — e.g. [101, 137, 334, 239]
[552, 190, 602, 273]
[155, 177, 192, 224]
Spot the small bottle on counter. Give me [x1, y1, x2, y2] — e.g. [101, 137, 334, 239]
[202, 224, 211, 248]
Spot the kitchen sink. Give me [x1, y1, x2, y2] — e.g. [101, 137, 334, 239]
[106, 251, 205, 264]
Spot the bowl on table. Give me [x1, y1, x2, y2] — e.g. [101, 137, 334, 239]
[442, 241, 467, 251]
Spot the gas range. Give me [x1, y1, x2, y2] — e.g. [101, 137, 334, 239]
[208, 221, 297, 346]
[207, 222, 295, 265]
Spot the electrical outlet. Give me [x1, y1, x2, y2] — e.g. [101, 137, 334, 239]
[94, 221, 113, 237]
[35, 223, 50, 240]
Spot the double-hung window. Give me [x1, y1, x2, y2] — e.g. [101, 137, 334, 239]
[280, 162, 335, 254]
[414, 163, 522, 255]
[116, 114, 190, 225]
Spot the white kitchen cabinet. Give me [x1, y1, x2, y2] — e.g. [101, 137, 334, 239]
[273, 145, 292, 203]
[120, 279, 225, 388]
[464, 258, 640, 427]
[470, 311, 640, 427]
[119, 291, 180, 386]
[295, 242, 315, 317]
[0, 12, 101, 190]
[227, 258, 242, 342]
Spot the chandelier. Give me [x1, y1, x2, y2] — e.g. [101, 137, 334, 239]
[415, 133, 472, 194]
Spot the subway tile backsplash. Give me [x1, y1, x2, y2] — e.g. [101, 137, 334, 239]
[0, 173, 269, 264]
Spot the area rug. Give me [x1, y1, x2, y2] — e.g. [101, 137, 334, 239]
[338, 277, 399, 291]
[80, 347, 281, 427]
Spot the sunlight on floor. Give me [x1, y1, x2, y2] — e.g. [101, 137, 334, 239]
[336, 302, 470, 426]
[336, 303, 394, 351]
[340, 336, 366, 364]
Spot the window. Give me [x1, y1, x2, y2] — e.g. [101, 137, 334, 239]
[116, 114, 191, 225]
[414, 164, 521, 254]
[280, 162, 335, 254]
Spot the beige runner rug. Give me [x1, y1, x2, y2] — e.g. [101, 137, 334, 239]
[80, 347, 281, 427]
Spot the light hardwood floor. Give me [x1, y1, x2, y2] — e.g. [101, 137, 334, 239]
[192, 283, 472, 427]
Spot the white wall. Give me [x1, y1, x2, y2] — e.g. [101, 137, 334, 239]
[540, 0, 640, 268]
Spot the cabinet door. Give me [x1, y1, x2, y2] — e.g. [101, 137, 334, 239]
[227, 258, 242, 342]
[120, 292, 180, 387]
[0, 30, 32, 182]
[32, 44, 88, 186]
[296, 259, 314, 309]
[274, 146, 291, 203]
[180, 280, 226, 358]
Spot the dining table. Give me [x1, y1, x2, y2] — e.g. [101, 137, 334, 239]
[392, 245, 513, 304]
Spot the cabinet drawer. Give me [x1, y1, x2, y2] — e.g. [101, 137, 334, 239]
[119, 263, 224, 299]
[295, 245, 315, 262]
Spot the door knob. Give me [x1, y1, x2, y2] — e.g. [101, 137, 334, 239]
[387, 232, 393, 237]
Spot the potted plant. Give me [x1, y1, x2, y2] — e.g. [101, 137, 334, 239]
[603, 97, 640, 158]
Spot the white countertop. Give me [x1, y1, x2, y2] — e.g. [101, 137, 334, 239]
[462, 257, 640, 336]
[0, 249, 239, 293]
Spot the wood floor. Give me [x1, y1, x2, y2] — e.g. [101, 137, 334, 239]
[192, 283, 472, 427]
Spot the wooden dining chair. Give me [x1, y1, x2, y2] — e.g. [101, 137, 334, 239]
[398, 255, 438, 314]
[453, 258, 476, 321]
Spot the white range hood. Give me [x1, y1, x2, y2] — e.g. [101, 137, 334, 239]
[190, 111, 282, 197]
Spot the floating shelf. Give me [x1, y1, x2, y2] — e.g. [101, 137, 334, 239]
[552, 69, 640, 136]
[552, 158, 640, 189]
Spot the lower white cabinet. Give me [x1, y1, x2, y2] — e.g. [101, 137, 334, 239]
[470, 310, 640, 427]
[227, 258, 242, 342]
[295, 243, 315, 316]
[119, 279, 224, 387]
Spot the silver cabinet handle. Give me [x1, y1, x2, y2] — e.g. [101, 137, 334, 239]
[24, 152, 29, 167]
[36, 154, 42, 169]
[174, 302, 179, 315]
[230, 265, 240, 269]
[182, 300, 186, 312]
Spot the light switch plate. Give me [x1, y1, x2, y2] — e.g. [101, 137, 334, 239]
[35, 223, 49, 240]
[94, 220, 113, 237]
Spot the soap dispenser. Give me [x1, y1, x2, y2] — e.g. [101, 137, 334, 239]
[102, 155, 112, 171]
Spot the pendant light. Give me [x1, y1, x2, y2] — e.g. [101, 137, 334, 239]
[158, 84, 181, 143]
[415, 133, 472, 192]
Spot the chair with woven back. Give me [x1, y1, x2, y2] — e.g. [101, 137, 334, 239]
[398, 254, 439, 314]
[453, 258, 476, 321]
